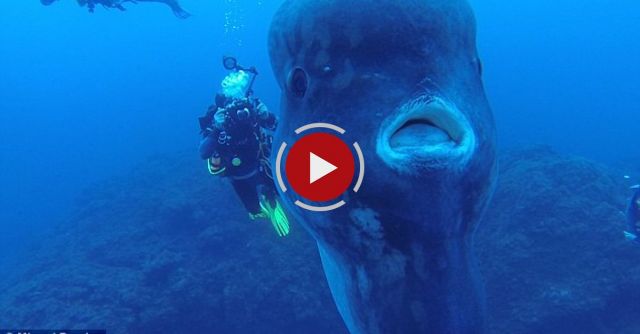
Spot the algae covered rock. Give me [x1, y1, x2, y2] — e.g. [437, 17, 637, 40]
[0, 153, 346, 334]
[477, 146, 640, 334]
[0, 147, 638, 333]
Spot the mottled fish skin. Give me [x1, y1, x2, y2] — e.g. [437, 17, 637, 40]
[268, 1, 497, 333]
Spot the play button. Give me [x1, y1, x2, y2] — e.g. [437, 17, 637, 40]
[275, 122, 366, 211]
[285, 132, 355, 203]
[310, 152, 337, 184]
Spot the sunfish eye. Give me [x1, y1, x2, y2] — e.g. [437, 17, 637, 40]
[288, 68, 308, 98]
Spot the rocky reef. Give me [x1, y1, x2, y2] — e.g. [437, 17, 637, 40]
[0, 155, 346, 333]
[0, 147, 638, 333]
[477, 146, 640, 334]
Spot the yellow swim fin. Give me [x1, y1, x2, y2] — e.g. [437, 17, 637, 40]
[260, 198, 290, 237]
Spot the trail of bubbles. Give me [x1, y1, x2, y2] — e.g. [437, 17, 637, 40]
[223, 0, 246, 47]
[222, 0, 265, 48]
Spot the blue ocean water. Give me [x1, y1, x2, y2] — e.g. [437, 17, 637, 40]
[0, 0, 281, 261]
[0, 1, 639, 332]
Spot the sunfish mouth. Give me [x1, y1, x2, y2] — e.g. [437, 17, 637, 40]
[377, 97, 476, 170]
[390, 118, 453, 149]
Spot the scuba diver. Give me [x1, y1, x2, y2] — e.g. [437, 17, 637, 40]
[40, 0, 191, 18]
[624, 185, 640, 243]
[198, 56, 290, 237]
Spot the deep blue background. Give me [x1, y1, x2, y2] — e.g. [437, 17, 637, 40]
[0, 0, 638, 268]
[0, 0, 280, 264]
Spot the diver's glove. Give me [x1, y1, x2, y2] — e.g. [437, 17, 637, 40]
[214, 108, 227, 130]
[256, 102, 277, 131]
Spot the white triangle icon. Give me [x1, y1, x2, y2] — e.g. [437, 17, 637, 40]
[309, 152, 338, 184]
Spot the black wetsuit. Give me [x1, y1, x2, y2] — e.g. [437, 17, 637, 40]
[77, 0, 190, 17]
[79, 0, 125, 12]
[199, 95, 277, 215]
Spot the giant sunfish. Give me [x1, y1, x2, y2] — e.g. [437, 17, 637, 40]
[269, 1, 497, 333]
